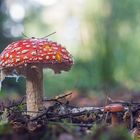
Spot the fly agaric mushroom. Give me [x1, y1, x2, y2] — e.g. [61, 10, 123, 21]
[104, 104, 124, 126]
[0, 38, 73, 117]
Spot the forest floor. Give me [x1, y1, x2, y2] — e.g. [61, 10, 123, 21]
[0, 87, 140, 140]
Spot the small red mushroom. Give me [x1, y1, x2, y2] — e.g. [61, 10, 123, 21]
[104, 104, 124, 126]
[0, 38, 73, 117]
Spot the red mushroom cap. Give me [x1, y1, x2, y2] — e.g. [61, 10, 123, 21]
[0, 38, 73, 73]
[104, 104, 124, 113]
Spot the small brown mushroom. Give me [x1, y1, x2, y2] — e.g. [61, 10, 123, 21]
[104, 104, 124, 126]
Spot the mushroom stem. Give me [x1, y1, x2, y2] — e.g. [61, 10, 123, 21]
[112, 113, 119, 126]
[26, 64, 44, 117]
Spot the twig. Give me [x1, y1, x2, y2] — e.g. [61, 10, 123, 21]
[107, 97, 140, 106]
[42, 32, 56, 39]
[30, 106, 103, 122]
[48, 121, 94, 128]
[44, 92, 72, 102]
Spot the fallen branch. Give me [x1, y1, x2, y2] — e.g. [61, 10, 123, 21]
[107, 97, 140, 106]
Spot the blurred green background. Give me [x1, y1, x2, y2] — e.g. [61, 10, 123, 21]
[1, 0, 140, 99]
